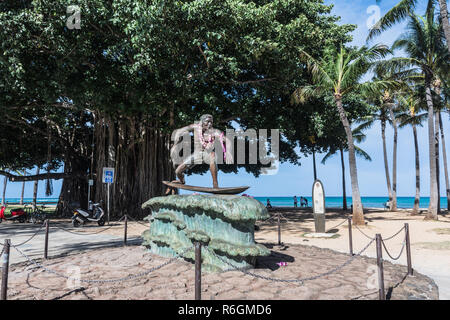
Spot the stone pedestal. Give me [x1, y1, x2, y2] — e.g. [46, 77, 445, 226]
[141, 194, 270, 272]
[314, 213, 326, 233]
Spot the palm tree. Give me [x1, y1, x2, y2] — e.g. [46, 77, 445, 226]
[368, 0, 450, 54]
[434, 76, 450, 212]
[321, 127, 373, 211]
[357, 87, 400, 211]
[291, 44, 394, 225]
[439, 111, 450, 211]
[397, 90, 428, 215]
[380, 7, 449, 219]
[32, 167, 40, 210]
[19, 170, 28, 205]
[1, 174, 7, 207]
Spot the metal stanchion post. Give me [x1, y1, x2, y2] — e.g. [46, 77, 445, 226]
[348, 217, 353, 256]
[376, 234, 386, 300]
[1, 239, 11, 300]
[405, 223, 413, 275]
[124, 215, 128, 246]
[195, 242, 202, 300]
[44, 219, 49, 259]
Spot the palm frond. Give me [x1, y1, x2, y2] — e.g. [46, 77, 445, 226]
[354, 146, 372, 162]
[321, 150, 336, 165]
[367, 0, 418, 41]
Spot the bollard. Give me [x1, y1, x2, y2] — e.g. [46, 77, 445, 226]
[195, 242, 202, 300]
[124, 215, 128, 246]
[405, 223, 413, 275]
[277, 212, 281, 246]
[44, 219, 49, 259]
[348, 217, 353, 256]
[1, 239, 11, 300]
[375, 234, 386, 300]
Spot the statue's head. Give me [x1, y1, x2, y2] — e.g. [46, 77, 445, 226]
[199, 114, 213, 130]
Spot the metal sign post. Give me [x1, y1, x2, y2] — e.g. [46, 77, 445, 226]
[87, 179, 94, 209]
[102, 168, 115, 225]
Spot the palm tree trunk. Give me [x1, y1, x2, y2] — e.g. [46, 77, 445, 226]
[32, 168, 40, 210]
[312, 148, 317, 181]
[388, 105, 398, 211]
[438, 0, 450, 54]
[1, 175, 7, 207]
[412, 122, 420, 215]
[439, 112, 450, 211]
[20, 180, 25, 205]
[340, 147, 348, 211]
[435, 111, 441, 214]
[425, 81, 438, 220]
[335, 95, 364, 225]
[381, 118, 393, 206]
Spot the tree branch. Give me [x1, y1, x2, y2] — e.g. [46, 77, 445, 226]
[0, 170, 86, 182]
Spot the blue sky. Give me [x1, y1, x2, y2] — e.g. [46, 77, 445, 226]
[2, 0, 449, 199]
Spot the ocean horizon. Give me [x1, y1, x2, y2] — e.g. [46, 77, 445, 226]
[1, 196, 449, 209]
[254, 196, 449, 209]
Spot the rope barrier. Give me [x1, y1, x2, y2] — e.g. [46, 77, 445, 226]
[12, 245, 192, 284]
[381, 238, 407, 261]
[383, 226, 406, 241]
[12, 222, 47, 247]
[124, 215, 150, 227]
[353, 224, 406, 242]
[53, 216, 126, 236]
[353, 224, 376, 240]
[206, 238, 375, 284]
[325, 216, 350, 233]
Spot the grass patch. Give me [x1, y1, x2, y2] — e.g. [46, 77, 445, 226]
[416, 241, 450, 250]
[301, 232, 341, 239]
[431, 228, 450, 235]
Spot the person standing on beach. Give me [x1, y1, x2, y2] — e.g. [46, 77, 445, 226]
[294, 196, 298, 208]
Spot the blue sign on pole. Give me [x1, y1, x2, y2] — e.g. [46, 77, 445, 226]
[103, 167, 115, 184]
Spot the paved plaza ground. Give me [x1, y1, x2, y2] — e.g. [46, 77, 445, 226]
[0, 208, 447, 300]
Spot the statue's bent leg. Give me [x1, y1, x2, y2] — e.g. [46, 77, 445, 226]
[175, 153, 196, 185]
[209, 151, 219, 188]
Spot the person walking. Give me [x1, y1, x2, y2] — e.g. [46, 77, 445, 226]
[293, 196, 298, 208]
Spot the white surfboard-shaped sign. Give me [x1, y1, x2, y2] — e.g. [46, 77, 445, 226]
[312, 180, 325, 214]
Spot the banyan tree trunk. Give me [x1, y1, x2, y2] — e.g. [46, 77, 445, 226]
[94, 114, 175, 219]
[56, 156, 89, 216]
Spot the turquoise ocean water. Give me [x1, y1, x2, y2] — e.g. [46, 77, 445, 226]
[1, 198, 59, 204]
[1, 196, 448, 209]
[255, 196, 449, 209]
